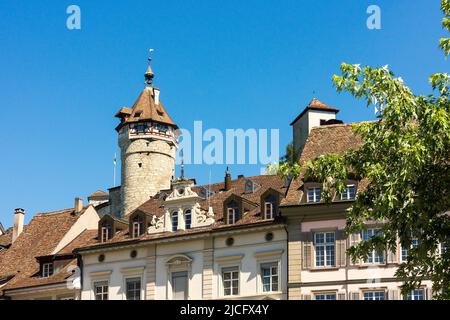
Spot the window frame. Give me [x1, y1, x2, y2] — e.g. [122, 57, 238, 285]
[404, 288, 425, 300]
[93, 280, 109, 301]
[340, 184, 356, 200]
[314, 291, 338, 300]
[401, 238, 419, 262]
[226, 200, 240, 224]
[185, 209, 192, 230]
[222, 266, 240, 297]
[314, 231, 336, 268]
[101, 223, 111, 242]
[125, 276, 142, 300]
[42, 262, 54, 278]
[363, 290, 386, 300]
[361, 228, 385, 264]
[172, 211, 178, 232]
[171, 271, 189, 300]
[307, 187, 322, 203]
[260, 262, 279, 293]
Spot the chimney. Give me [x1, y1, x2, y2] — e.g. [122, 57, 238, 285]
[224, 167, 232, 191]
[12, 208, 25, 243]
[74, 197, 83, 214]
[154, 88, 160, 105]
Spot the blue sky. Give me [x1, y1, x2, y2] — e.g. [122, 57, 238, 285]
[0, 0, 447, 228]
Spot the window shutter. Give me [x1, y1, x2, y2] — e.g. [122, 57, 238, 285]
[426, 287, 433, 300]
[336, 230, 347, 267]
[349, 233, 361, 265]
[388, 290, 399, 300]
[300, 232, 313, 270]
[387, 247, 397, 264]
[302, 294, 311, 300]
[350, 292, 360, 300]
[338, 293, 346, 300]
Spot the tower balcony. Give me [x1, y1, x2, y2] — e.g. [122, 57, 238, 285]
[126, 121, 179, 144]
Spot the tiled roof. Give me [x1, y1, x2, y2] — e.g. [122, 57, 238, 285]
[282, 123, 363, 206]
[0, 228, 12, 248]
[290, 98, 340, 125]
[0, 207, 89, 293]
[75, 174, 287, 251]
[87, 190, 108, 199]
[116, 87, 177, 130]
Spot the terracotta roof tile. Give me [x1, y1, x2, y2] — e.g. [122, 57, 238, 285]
[290, 98, 340, 125]
[282, 123, 363, 206]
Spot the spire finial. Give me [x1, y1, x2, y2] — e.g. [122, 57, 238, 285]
[180, 149, 185, 179]
[145, 48, 155, 86]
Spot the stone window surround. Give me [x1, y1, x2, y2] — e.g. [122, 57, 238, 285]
[254, 249, 284, 295]
[165, 254, 193, 300]
[121, 266, 145, 300]
[89, 270, 112, 300]
[216, 254, 244, 298]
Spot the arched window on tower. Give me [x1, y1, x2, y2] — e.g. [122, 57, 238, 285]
[185, 210, 192, 230]
[263, 194, 277, 220]
[132, 214, 145, 238]
[227, 200, 239, 224]
[172, 211, 179, 231]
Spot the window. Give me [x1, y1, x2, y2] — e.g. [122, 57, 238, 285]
[261, 263, 278, 292]
[125, 277, 141, 300]
[307, 187, 321, 203]
[363, 291, 385, 300]
[401, 238, 419, 262]
[264, 194, 277, 220]
[132, 215, 144, 238]
[315, 293, 337, 300]
[42, 263, 53, 278]
[172, 211, 178, 231]
[314, 232, 336, 267]
[222, 267, 239, 296]
[172, 271, 188, 300]
[361, 229, 385, 263]
[440, 241, 450, 255]
[227, 200, 239, 224]
[94, 281, 109, 300]
[341, 185, 356, 200]
[406, 289, 425, 300]
[101, 223, 112, 242]
[185, 210, 191, 230]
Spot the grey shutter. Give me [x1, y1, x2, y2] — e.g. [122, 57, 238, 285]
[338, 293, 346, 300]
[388, 290, 399, 300]
[387, 247, 398, 264]
[301, 232, 313, 270]
[302, 294, 311, 300]
[426, 287, 433, 300]
[336, 229, 347, 267]
[350, 292, 360, 300]
[349, 233, 361, 265]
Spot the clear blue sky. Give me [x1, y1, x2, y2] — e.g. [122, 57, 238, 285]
[0, 0, 447, 228]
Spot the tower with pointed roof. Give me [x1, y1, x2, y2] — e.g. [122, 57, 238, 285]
[290, 98, 340, 156]
[115, 54, 179, 216]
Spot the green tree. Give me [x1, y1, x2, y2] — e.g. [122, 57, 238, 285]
[275, 0, 450, 299]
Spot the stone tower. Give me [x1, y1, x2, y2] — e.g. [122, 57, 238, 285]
[115, 57, 178, 216]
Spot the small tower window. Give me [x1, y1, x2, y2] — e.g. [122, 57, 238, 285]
[132, 215, 145, 238]
[42, 262, 54, 278]
[172, 211, 178, 231]
[101, 223, 112, 242]
[227, 200, 239, 224]
[185, 210, 192, 230]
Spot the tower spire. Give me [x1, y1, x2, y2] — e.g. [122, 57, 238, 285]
[145, 48, 155, 86]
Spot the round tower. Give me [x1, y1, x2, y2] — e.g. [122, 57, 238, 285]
[115, 55, 178, 216]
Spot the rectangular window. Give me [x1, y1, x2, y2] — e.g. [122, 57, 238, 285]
[361, 229, 385, 263]
[227, 208, 238, 224]
[363, 291, 385, 300]
[172, 271, 188, 300]
[401, 238, 419, 262]
[307, 188, 321, 203]
[172, 212, 178, 231]
[264, 202, 274, 220]
[222, 267, 239, 296]
[314, 232, 336, 267]
[406, 289, 425, 300]
[125, 277, 141, 300]
[261, 263, 278, 292]
[132, 222, 140, 238]
[440, 241, 449, 256]
[341, 185, 356, 200]
[94, 281, 109, 300]
[315, 292, 337, 300]
[42, 263, 53, 278]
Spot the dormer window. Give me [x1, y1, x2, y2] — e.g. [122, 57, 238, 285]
[341, 185, 356, 200]
[101, 223, 112, 242]
[307, 187, 322, 203]
[42, 263, 53, 278]
[227, 200, 239, 224]
[264, 194, 277, 220]
[185, 210, 192, 230]
[244, 179, 260, 194]
[172, 211, 178, 231]
[132, 215, 145, 238]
